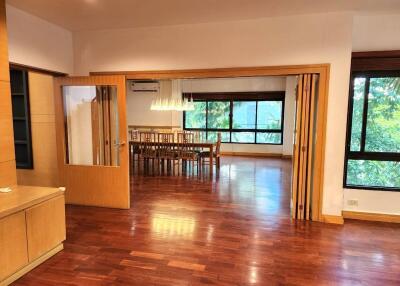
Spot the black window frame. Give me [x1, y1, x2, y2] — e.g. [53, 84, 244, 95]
[344, 70, 400, 192]
[9, 68, 34, 169]
[183, 92, 285, 145]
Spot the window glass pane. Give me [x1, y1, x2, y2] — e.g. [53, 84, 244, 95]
[231, 132, 255, 143]
[63, 86, 120, 166]
[346, 160, 400, 188]
[256, 132, 282, 144]
[207, 101, 230, 129]
[365, 77, 400, 153]
[207, 131, 230, 143]
[350, 77, 366, 152]
[257, 101, 282, 129]
[185, 101, 206, 128]
[232, 101, 256, 129]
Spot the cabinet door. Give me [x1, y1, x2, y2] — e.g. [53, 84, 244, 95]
[0, 211, 29, 281]
[26, 195, 66, 261]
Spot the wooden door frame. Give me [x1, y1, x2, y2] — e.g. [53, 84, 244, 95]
[91, 64, 330, 221]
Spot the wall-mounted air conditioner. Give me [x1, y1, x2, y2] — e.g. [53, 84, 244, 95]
[130, 81, 159, 92]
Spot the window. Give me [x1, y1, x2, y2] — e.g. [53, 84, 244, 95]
[183, 92, 284, 144]
[344, 72, 400, 191]
[10, 68, 33, 169]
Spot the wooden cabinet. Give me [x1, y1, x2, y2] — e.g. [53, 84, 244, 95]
[26, 196, 66, 261]
[0, 212, 29, 281]
[0, 186, 65, 285]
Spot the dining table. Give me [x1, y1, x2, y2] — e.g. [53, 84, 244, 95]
[129, 140, 217, 176]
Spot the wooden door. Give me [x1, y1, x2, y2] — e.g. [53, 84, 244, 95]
[292, 74, 319, 220]
[54, 76, 129, 209]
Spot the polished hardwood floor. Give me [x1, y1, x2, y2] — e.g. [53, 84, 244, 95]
[13, 157, 400, 285]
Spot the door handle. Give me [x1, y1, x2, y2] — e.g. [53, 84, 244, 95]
[114, 141, 126, 147]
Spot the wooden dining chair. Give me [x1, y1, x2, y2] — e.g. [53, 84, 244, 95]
[157, 132, 176, 175]
[177, 132, 199, 175]
[129, 130, 140, 174]
[199, 132, 222, 170]
[139, 131, 158, 175]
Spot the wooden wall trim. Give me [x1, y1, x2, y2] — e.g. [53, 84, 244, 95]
[343, 211, 400, 224]
[351, 50, 400, 71]
[220, 152, 285, 158]
[10, 62, 68, 77]
[128, 125, 181, 129]
[352, 50, 400, 59]
[90, 64, 330, 79]
[322, 215, 344, 225]
[91, 64, 330, 222]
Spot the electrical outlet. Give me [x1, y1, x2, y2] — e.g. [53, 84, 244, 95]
[347, 199, 358, 206]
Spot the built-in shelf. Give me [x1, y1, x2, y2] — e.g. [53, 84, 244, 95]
[10, 68, 33, 169]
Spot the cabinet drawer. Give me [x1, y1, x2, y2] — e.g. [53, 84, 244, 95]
[26, 195, 66, 261]
[0, 211, 29, 281]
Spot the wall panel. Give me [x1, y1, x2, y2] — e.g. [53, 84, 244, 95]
[17, 72, 59, 187]
[0, 0, 17, 187]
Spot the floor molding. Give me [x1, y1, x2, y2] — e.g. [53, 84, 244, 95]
[342, 211, 400, 223]
[0, 244, 64, 286]
[322, 215, 344, 225]
[221, 152, 291, 158]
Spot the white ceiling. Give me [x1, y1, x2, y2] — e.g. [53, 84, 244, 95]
[6, 0, 400, 31]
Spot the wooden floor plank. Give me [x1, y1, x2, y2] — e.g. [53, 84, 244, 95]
[11, 156, 400, 286]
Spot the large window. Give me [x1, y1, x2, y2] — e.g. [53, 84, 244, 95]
[183, 92, 284, 144]
[344, 72, 400, 191]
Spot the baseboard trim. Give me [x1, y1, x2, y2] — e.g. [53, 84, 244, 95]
[322, 215, 344, 224]
[342, 211, 400, 223]
[221, 152, 292, 158]
[0, 244, 64, 286]
[281, 155, 293, 159]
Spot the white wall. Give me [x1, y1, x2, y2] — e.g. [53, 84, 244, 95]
[353, 14, 400, 52]
[282, 76, 297, 156]
[74, 12, 353, 216]
[343, 14, 400, 215]
[181, 76, 286, 92]
[126, 80, 180, 127]
[6, 5, 73, 74]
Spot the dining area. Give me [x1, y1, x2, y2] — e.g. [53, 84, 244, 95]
[128, 129, 221, 177]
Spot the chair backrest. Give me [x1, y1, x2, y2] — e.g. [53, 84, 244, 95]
[215, 132, 222, 155]
[139, 132, 157, 155]
[177, 132, 194, 153]
[129, 129, 139, 141]
[157, 132, 174, 156]
[192, 131, 204, 143]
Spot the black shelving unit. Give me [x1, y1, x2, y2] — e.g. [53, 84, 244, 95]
[10, 68, 33, 169]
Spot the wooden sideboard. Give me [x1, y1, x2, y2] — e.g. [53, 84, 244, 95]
[0, 186, 66, 286]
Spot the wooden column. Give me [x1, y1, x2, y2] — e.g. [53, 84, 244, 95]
[0, 0, 17, 187]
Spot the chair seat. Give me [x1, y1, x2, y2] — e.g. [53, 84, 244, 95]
[180, 151, 198, 160]
[199, 151, 217, 158]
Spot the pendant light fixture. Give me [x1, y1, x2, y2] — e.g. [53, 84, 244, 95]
[150, 80, 194, 111]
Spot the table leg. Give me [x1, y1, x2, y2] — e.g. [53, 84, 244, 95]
[209, 145, 213, 177]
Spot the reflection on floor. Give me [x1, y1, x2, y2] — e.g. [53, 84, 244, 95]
[13, 157, 400, 285]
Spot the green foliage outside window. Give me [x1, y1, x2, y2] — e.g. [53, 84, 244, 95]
[184, 98, 283, 144]
[346, 76, 400, 190]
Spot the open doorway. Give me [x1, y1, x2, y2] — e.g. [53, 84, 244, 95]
[125, 73, 322, 220]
